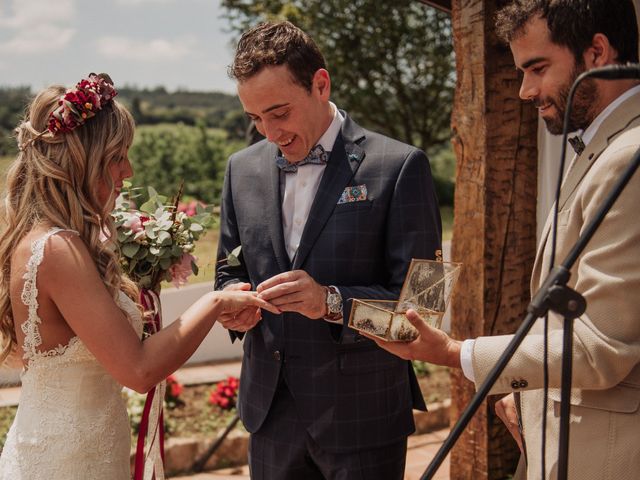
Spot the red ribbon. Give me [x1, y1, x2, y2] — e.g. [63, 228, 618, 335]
[133, 289, 165, 480]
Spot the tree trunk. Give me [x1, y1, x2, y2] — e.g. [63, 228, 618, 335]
[448, 0, 538, 478]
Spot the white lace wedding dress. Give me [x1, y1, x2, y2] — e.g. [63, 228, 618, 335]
[0, 228, 144, 479]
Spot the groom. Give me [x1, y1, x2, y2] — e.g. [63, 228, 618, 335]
[215, 21, 441, 479]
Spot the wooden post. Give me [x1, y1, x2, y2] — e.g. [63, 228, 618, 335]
[449, 0, 538, 478]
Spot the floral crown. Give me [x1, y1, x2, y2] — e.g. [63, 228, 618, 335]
[18, 73, 118, 152]
[48, 73, 118, 134]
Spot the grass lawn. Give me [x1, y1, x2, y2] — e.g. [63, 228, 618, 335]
[0, 156, 13, 192]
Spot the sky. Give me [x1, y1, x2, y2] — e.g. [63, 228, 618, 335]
[0, 0, 239, 94]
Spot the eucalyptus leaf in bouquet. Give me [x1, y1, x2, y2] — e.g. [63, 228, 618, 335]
[112, 182, 216, 291]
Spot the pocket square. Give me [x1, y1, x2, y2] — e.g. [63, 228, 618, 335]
[338, 185, 368, 204]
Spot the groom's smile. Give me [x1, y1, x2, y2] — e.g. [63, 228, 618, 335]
[237, 64, 334, 163]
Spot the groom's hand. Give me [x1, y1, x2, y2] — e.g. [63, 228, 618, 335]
[257, 270, 326, 319]
[218, 282, 261, 332]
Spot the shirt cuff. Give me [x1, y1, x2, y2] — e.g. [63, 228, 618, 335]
[460, 339, 476, 382]
[323, 316, 344, 324]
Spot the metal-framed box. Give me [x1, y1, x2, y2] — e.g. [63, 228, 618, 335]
[348, 258, 461, 342]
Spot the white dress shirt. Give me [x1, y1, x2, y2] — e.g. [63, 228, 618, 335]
[460, 84, 640, 383]
[282, 103, 344, 261]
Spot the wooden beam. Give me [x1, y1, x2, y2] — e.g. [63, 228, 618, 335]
[416, 0, 452, 14]
[448, 0, 538, 478]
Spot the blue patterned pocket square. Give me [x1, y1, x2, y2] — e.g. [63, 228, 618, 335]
[338, 185, 368, 204]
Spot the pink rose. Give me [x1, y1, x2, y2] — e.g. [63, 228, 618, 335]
[123, 214, 145, 234]
[169, 253, 197, 288]
[177, 199, 205, 217]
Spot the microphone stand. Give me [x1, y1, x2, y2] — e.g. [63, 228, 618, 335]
[420, 68, 640, 480]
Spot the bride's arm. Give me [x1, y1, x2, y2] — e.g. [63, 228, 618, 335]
[40, 233, 276, 393]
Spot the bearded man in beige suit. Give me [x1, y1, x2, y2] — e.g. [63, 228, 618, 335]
[369, 0, 640, 478]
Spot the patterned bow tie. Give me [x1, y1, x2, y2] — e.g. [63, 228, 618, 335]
[568, 135, 586, 156]
[276, 144, 328, 173]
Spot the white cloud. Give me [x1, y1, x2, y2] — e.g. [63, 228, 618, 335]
[0, 0, 74, 28]
[0, 0, 75, 54]
[0, 25, 75, 54]
[96, 35, 197, 62]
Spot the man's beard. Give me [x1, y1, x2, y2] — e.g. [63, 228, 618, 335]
[540, 63, 598, 135]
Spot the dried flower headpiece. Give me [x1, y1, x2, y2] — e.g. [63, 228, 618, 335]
[18, 73, 117, 151]
[48, 73, 118, 134]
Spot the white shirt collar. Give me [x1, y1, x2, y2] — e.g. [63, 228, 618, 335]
[315, 102, 344, 153]
[581, 84, 640, 146]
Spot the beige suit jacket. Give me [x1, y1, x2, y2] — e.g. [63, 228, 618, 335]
[471, 89, 640, 479]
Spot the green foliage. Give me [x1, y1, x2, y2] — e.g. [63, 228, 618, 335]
[221, 0, 455, 153]
[0, 156, 14, 193]
[117, 87, 249, 140]
[428, 143, 456, 206]
[412, 360, 433, 377]
[0, 87, 30, 157]
[0, 406, 17, 452]
[128, 123, 243, 204]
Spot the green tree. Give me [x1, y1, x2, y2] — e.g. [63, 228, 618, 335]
[220, 0, 455, 153]
[0, 87, 31, 156]
[128, 124, 243, 204]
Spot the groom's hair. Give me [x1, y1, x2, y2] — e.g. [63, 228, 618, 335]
[229, 21, 327, 92]
[495, 0, 638, 64]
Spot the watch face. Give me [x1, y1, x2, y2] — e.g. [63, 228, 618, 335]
[327, 293, 342, 314]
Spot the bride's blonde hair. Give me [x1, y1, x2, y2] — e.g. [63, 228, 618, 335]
[0, 80, 139, 363]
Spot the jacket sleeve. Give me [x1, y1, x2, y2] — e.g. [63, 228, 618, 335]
[214, 156, 250, 342]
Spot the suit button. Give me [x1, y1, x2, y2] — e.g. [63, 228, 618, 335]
[511, 379, 528, 389]
[273, 350, 281, 361]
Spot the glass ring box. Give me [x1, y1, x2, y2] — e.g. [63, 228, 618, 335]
[348, 258, 461, 342]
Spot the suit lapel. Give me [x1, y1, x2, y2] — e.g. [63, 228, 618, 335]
[557, 139, 606, 211]
[264, 145, 291, 272]
[558, 91, 640, 210]
[533, 89, 640, 289]
[292, 115, 366, 270]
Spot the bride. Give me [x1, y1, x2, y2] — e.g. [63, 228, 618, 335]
[0, 73, 276, 479]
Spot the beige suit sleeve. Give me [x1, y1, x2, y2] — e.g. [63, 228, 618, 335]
[472, 141, 640, 395]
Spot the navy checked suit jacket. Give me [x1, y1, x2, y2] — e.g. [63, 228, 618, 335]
[215, 113, 441, 453]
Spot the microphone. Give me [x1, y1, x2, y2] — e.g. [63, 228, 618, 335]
[585, 63, 640, 79]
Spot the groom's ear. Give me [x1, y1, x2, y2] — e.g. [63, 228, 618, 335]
[312, 69, 331, 100]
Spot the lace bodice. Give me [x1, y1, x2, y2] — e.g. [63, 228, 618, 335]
[0, 228, 144, 480]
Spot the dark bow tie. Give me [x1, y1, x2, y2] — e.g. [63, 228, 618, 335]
[276, 144, 328, 173]
[568, 135, 586, 156]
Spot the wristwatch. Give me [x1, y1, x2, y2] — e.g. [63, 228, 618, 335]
[324, 285, 343, 321]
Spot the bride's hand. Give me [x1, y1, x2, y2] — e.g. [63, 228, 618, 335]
[218, 290, 280, 315]
[215, 290, 279, 332]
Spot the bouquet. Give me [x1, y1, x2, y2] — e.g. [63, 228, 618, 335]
[112, 183, 215, 291]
